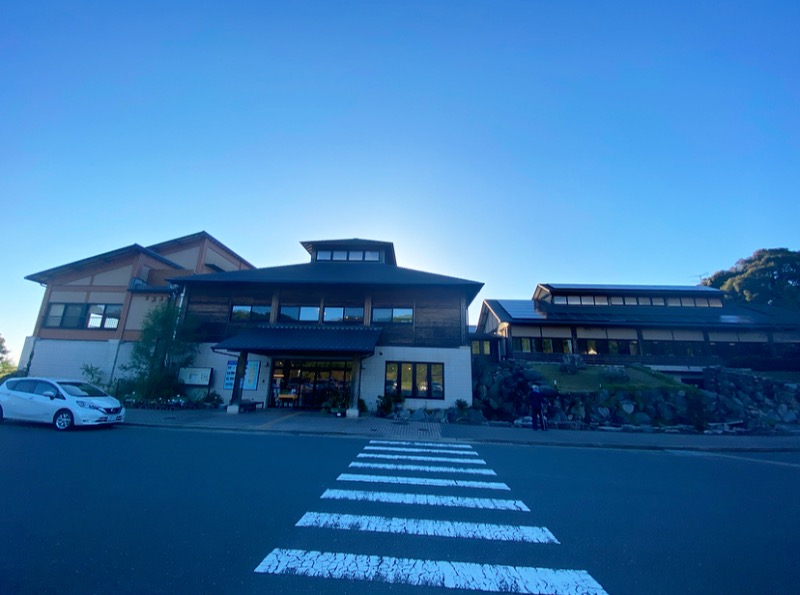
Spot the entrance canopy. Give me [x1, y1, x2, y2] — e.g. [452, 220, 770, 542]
[214, 325, 382, 355]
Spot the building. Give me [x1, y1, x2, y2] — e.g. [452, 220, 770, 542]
[174, 238, 483, 412]
[474, 283, 800, 378]
[20, 232, 254, 382]
[21, 236, 483, 413]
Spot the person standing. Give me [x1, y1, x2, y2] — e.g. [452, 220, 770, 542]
[529, 383, 545, 431]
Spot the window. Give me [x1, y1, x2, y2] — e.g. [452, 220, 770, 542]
[87, 304, 122, 329]
[348, 250, 363, 261]
[512, 337, 533, 353]
[316, 250, 332, 261]
[681, 298, 696, 307]
[610, 297, 624, 305]
[667, 297, 681, 307]
[471, 341, 480, 355]
[624, 297, 637, 305]
[638, 297, 651, 306]
[372, 307, 413, 324]
[45, 303, 121, 329]
[385, 361, 444, 399]
[651, 297, 665, 306]
[580, 296, 594, 305]
[364, 250, 380, 261]
[594, 296, 609, 305]
[230, 305, 271, 323]
[567, 296, 581, 305]
[279, 306, 320, 322]
[332, 250, 348, 261]
[553, 296, 567, 305]
[323, 306, 365, 324]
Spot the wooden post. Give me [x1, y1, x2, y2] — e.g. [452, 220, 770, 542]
[227, 351, 248, 413]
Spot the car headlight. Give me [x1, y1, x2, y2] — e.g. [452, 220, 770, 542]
[76, 400, 102, 410]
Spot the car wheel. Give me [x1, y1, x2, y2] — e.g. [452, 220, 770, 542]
[53, 409, 74, 431]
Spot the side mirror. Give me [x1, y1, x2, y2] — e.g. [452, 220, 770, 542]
[42, 390, 57, 400]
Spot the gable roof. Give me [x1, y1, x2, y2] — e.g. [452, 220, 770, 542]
[147, 231, 255, 269]
[25, 244, 183, 285]
[171, 262, 484, 303]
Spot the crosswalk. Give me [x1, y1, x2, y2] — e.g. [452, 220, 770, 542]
[255, 439, 609, 594]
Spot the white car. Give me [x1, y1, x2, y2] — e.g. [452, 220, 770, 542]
[0, 377, 125, 431]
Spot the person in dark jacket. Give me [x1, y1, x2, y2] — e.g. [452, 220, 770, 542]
[529, 384, 546, 431]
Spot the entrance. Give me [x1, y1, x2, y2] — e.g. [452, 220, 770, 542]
[270, 360, 353, 410]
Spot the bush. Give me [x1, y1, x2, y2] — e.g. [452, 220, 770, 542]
[376, 393, 405, 417]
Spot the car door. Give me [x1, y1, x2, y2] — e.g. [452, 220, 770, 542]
[2, 379, 40, 420]
[30, 381, 65, 422]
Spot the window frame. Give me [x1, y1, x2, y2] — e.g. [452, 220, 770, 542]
[384, 361, 444, 400]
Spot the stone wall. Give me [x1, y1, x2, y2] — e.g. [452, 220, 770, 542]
[702, 367, 800, 427]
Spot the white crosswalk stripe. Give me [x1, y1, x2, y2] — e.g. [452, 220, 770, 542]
[336, 473, 510, 490]
[349, 461, 498, 475]
[358, 453, 488, 464]
[256, 548, 609, 595]
[255, 439, 610, 593]
[364, 445, 480, 456]
[296, 512, 560, 543]
[321, 488, 531, 511]
[370, 439, 474, 449]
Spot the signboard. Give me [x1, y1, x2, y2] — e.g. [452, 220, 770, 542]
[223, 360, 261, 391]
[178, 367, 212, 386]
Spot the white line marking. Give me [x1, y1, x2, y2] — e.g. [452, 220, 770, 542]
[349, 462, 497, 476]
[296, 512, 560, 543]
[255, 549, 608, 594]
[358, 453, 488, 465]
[667, 450, 800, 469]
[321, 489, 530, 511]
[337, 473, 510, 490]
[370, 439, 473, 449]
[365, 445, 479, 456]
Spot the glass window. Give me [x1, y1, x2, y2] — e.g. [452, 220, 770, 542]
[695, 298, 709, 307]
[553, 296, 567, 305]
[316, 250, 331, 261]
[681, 298, 696, 307]
[652, 297, 665, 306]
[385, 361, 444, 400]
[385, 363, 398, 396]
[482, 341, 490, 355]
[63, 304, 86, 328]
[624, 297, 637, 305]
[372, 307, 413, 324]
[348, 250, 363, 261]
[279, 306, 300, 322]
[231, 305, 251, 322]
[103, 305, 122, 328]
[251, 305, 271, 321]
[567, 296, 581, 305]
[709, 298, 723, 307]
[87, 304, 105, 328]
[638, 297, 652, 306]
[393, 308, 413, 323]
[610, 296, 624, 305]
[232, 305, 271, 322]
[472, 341, 480, 355]
[324, 307, 344, 323]
[372, 308, 393, 323]
[332, 250, 348, 261]
[667, 297, 681, 306]
[594, 296, 609, 305]
[45, 304, 65, 327]
[542, 338, 553, 353]
[343, 307, 364, 324]
[364, 250, 380, 261]
[580, 296, 594, 305]
[299, 306, 320, 322]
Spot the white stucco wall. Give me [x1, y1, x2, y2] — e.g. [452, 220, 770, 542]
[193, 344, 272, 405]
[24, 339, 129, 383]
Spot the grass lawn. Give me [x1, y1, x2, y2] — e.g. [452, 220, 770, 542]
[530, 363, 680, 393]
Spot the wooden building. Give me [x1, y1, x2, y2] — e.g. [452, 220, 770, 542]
[474, 283, 800, 378]
[174, 238, 483, 412]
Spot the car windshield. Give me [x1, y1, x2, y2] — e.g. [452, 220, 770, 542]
[58, 382, 109, 397]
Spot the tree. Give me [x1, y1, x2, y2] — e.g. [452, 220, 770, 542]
[121, 300, 199, 399]
[0, 333, 17, 378]
[703, 248, 800, 310]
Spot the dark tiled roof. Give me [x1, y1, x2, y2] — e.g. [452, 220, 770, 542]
[485, 299, 800, 330]
[215, 325, 383, 354]
[171, 262, 484, 302]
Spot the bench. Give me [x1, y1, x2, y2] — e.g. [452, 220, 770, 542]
[277, 393, 299, 408]
[239, 399, 264, 413]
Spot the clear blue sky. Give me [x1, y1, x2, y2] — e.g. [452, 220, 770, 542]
[2, 1, 798, 364]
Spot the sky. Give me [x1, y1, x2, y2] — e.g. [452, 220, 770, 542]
[2, 0, 798, 364]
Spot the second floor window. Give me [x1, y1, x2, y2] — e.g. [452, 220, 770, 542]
[279, 306, 320, 323]
[323, 306, 365, 324]
[45, 303, 121, 330]
[230, 305, 271, 322]
[372, 307, 413, 324]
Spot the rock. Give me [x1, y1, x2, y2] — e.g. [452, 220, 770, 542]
[633, 412, 652, 425]
[466, 408, 489, 425]
[621, 401, 635, 415]
[596, 406, 611, 419]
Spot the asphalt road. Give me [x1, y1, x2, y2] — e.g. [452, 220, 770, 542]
[1, 422, 798, 594]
